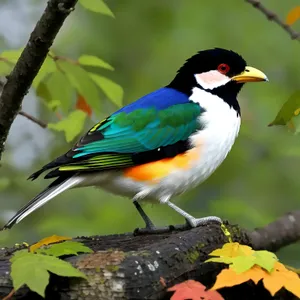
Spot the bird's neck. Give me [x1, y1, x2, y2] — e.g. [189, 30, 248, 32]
[167, 73, 242, 116]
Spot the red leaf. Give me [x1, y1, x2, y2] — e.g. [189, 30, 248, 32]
[76, 94, 92, 117]
[168, 280, 224, 300]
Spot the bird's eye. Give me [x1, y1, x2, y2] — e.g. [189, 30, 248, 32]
[217, 63, 230, 74]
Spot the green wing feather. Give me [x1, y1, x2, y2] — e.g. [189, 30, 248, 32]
[31, 102, 203, 179]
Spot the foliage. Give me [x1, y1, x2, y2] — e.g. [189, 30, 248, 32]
[206, 242, 277, 273]
[0, 0, 122, 143]
[269, 7, 300, 132]
[206, 242, 300, 297]
[10, 235, 92, 298]
[29, 234, 72, 252]
[269, 91, 300, 131]
[48, 110, 87, 142]
[78, 0, 115, 17]
[168, 280, 223, 300]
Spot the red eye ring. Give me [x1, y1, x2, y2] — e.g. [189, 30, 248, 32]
[217, 63, 230, 74]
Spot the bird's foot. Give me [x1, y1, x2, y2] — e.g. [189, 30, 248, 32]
[185, 215, 223, 228]
[133, 224, 177, 235]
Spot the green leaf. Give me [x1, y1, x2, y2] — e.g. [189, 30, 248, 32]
[269, 91, 300, 127]
[36, 82, 61, 111]
[253, 250, 278, 273]
[88, 73, 123, 107]
[46, 71, 74, 113]
[58, 61, 100, 113]
[32, 56, 56, 88]
[78, 55, 114, 71]
[48, 110, 87, 142]
[37, 241, 93, 257]
[36, 81, 52, 102]
[0, 177, 10, 191]
[79, 0, 114, 17]
[0, 61, 13, 76]
[230, 256, 255, 274]
[10, 251, 87, 297]
[10, 249, 29, 263]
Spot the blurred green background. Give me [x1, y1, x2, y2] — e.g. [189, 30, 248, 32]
[1, 0, 300, 266]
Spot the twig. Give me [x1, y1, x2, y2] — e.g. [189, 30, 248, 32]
[19, 111, 47, 129]
[245, 0, 300, 41]
[0, 0, 78, 161]
[2, 289, 15, 300]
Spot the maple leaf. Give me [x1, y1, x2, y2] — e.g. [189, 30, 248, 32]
[76, 94, 92, 117]
[211, 262, 300, 298]
[29, 235, 71, 253]
[168, 280, 224, 300]
[206, 243, 277, 274]
[211, 266, 265, 290]
[208, 242, 254, 259]
[262, 262, 300, 297]
[36, 241, 93, 257]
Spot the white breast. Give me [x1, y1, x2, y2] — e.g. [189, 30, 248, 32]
[187, 87, 241, 186]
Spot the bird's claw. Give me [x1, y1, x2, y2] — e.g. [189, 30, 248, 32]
[185, 216, 223, 228]
[133, 225, 176, 235]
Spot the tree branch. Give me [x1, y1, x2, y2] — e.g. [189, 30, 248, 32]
[245, 0, 300, 41]
[250, 210, 300, 252]
[18, 111, 47, 129]
[0, 0, 78, 161]
[0, 213, 300, 300]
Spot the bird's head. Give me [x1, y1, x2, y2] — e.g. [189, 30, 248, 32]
[168, 48, 268, 97]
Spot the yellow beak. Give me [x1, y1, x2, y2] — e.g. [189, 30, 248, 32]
[232, 66, 268, 83]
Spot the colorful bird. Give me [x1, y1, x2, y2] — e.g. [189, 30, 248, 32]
[2, 48, 268, 232]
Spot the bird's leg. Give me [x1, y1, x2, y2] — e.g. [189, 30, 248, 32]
[165, 199, 222, 229]
[133, 200, 176, 235]
[133, 200, 155, 230]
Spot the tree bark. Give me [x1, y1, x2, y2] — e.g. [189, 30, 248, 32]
[1, 214, 299, 300]
[0, 0, 77, 160]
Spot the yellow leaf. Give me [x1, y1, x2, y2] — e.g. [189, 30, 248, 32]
[286, 6, 300, 25]
[208, 242, 254, 258]
[30, 235, 72, 253]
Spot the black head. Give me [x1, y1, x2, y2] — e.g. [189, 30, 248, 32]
[167, 48, 267, 111]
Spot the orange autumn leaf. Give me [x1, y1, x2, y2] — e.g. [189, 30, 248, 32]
[286, 6, 300, 25]
[262, 262, 300, 297]
[29, 235, 72, 253]
[76, 94, 92, 117]
[211, 262, 300, 298]
[168, 280, 224, 300]
[211, 266, 265, 290]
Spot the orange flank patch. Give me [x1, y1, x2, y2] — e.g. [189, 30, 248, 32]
[124, 148, 200, 181]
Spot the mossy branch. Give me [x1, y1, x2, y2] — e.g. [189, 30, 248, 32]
[1, 213, 300, 300]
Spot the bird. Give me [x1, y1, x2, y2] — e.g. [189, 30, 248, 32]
[2, 48, 268, 232]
